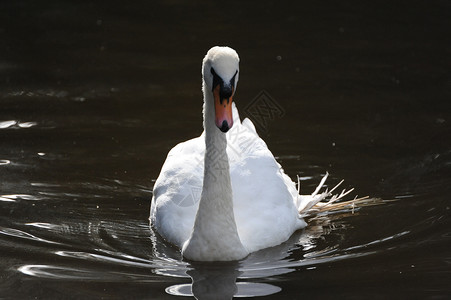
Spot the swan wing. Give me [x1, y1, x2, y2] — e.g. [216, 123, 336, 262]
[226, 104, 306, 252]
[151, 104, 306, 252]
[150, 136, 204, 247]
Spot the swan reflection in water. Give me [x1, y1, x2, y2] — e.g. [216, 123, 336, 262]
[166, 262, 281, 298]
[153, 207, 373, 298]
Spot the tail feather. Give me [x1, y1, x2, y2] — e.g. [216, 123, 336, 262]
[297, 173, 370, 217]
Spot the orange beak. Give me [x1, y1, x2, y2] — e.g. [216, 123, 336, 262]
[213, 84, 233, 132]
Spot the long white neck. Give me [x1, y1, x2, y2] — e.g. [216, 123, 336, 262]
[181, 81, 248, 261]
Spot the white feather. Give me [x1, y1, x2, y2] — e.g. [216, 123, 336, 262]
[150, 46, 353, 261]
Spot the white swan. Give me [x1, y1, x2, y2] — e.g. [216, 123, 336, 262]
[150, 46, 351, 261]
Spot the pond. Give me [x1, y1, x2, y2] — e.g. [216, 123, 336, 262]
[0, 1, 450, 298]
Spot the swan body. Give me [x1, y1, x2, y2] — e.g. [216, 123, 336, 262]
[150, 46, 335, 261]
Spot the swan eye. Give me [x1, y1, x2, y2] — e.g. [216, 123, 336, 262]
[211, 67, 221, 91]
[230, 70, 238, 87]
[211, 68, 238, 92]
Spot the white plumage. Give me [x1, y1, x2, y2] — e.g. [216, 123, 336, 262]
[150, 46, 351, 261]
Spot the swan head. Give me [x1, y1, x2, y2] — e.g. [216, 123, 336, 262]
[202, 46, 239, 133]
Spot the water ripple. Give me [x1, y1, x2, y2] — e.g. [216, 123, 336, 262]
[5, 89, 68, 99]
[17, 265, 163, 282]
[0, 120, 16, 129]
[55, 251, 155, 269]
[0, 194, 43, 201]
[0, 227, 61, 245]
[0, 196, 15, 202]
[0, 159, 11, 165]
[344, 231, 411, 252]
[0, 120, 37, 129]
[9, 198, 427, 299]
[166, 282, 282, 298]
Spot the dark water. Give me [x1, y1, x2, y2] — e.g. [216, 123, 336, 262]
[1, 1, 450, 299]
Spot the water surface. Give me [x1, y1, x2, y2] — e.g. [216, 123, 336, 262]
[1, 0, 450, 298]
